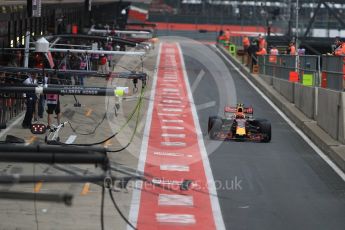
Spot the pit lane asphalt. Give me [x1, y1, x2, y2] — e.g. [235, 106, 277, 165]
[181, 43, 345, 230]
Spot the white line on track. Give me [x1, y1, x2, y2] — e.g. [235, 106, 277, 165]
[191, 70, 205, 92]
[214, 44, 345, 181]
[162, 126, 184, 130]
[156, 213, 196, 225]
[0, 114, 25, 139]
[162, 119, 184, 123]
[196, 101, 217, 110]
[162, 108, 183, 112]
[162, 100, 182, 104]
[160, 96, 182, 100]
[65, 135, 77, 144]
[160, 164, 190, 172]
[161, 141, 186, 146]
[157, 113, 182, 117]
[158, 194, 194, 206]
[127, 44, 162, 229]
[162, 88, 179, 92]
[154, 151, 192, 158]
[161, 133, 186, 138]
[160, 84, 179, 87]
[158, 104, 185, 108]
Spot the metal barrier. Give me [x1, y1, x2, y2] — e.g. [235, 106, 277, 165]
[230, 36, 243, 48]
[321, 56, 344, 91]
[277, 55, 296, 81]
[0, 93, 26, 126]
[219, 41, 344, 90]
[258, 55, 320, 87]
[299, 55, 320, 87]
[258, 56, 265, 75]
[260, 55, 296, 81]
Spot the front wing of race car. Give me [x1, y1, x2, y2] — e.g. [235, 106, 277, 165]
[211, 129, 268, 142]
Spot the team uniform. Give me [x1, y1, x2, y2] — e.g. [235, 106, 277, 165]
[46, 94, 60, 115]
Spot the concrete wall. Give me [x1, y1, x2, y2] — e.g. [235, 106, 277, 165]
[294, 83, 315, 119]
[338, 93, 345, 144]
[272, 78, 294, 103]
[316, 88, 341, 140]
[260, 74, 273, 85]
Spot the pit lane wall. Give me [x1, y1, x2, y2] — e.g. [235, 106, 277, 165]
[269, 72, 344, 145]
[217, 44, 345, 172]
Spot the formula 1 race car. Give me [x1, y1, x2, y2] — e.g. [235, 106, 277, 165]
[208, 104, 271, 142]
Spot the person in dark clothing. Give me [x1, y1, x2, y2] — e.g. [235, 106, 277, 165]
[248, 40, 259, 57]
[332, 36, 341, 53]
[22, 74, 37, 128]
[247, 40, 259, 70]
[37, 73, 48, 118]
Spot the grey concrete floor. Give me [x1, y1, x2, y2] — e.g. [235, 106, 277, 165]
[0, 46, 158, 230]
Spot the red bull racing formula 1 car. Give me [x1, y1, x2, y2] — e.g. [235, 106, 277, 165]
[208, 104, 271, 142]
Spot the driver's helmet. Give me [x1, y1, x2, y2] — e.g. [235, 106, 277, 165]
[235, 104, 245, 119]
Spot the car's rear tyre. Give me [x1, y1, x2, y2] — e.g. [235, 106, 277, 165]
[208, 116, 219, 133]
[208, 116, 222, 140]
[258, 120, 271, 142]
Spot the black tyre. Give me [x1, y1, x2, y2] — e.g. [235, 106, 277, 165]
[208, 117, 222, 140]
[208, 116, 221, 133]
[258, 120, 271, 142]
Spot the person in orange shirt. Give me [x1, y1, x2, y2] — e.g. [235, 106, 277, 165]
[327, 37, 341, 55]
[288, 42, 296, 55]
[334, 39, 345, 56]
[258, 34, 266, 49]
[269, 46, 279, 63]
[270, 46, 279, 55]
[253, 47, 266, 73]
[224, 29, 231, 42]
[243, 36, 250, 51]
[242, 36, 251, 66]
[256, 47, 267, 56]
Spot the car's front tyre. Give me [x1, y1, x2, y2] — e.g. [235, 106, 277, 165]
[208, 116, 222, 140]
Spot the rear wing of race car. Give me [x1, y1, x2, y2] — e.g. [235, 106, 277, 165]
[224, 106, 253, 114]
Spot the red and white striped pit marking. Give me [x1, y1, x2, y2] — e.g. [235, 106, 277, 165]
[128, 43, 225, 230]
